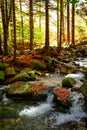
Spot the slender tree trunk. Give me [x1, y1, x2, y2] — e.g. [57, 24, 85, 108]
[30, 0, 34, 50]
[72, 1, 75, 45]
[39, 0, 42, 31]
[45, 0, 49, 51]
[1, 0, 13, 55]
[57, 0, 60, 48]
[67, 0, 70, 44]
[13, 0, 16, 61]
[59, 0, 63, 51]
[62, 1, 65, 43]
[20, 0, 24, 48]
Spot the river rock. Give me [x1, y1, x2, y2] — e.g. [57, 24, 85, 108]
[11, 71, 36, 82]
[6, 81, 32, 98]
[6, 81, 49, 101]
[62, 77, 76, 88]
[80, 80, 87, 100]
[53, 87, 71, 107]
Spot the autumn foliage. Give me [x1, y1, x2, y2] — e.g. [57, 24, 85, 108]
[30, 82, 48, 96]
[54, 87, 71, 104]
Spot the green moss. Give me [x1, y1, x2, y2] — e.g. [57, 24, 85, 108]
[62, 77, 76, 88]
[0, 63, 9, 70]
[0, 75, 5, 83]
[0, 107, 19, 119]
[32, 62, 46, 70]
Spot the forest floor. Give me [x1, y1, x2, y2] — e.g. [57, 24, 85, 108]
[2, 43, 87, 73]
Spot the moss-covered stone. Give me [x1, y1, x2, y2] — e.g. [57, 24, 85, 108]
[12, 71, 36, 82]
[6, 67, 16, 77]
[6, 81, 49, 101]
[32, 61, 46, 70]
[0, 63, 9, 70]
[62, 77, 76, 88]
[80, 80, 87, 100]
[0, 107, 19, 119]
[60, 66, 68, 74]
[7, 81, 31, 95]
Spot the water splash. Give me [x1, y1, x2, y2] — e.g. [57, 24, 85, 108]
[19, 94, 54, 117]
[75, 58, 87, 68]
[50, 92, 87, 126]
[2, 93, 13, 105]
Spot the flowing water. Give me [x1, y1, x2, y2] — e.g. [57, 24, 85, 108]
[0, 68, 87, 129]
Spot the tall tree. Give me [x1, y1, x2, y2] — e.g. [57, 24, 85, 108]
[29, 0, 34, 50]
[57, 0, 60, 48]
[1, 0, 13, 55]
[12, 0, 16, 61]
[72, 0, 75, 44]
[45, 0, 49, 51]
[59, 0, 63, 51]
[19, 0, 24, 48]
[67, 0, 70, 44]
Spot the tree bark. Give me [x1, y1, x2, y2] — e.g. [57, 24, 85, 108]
[72, 1, 75, 45]
[1, 0, 13, 55]
[13, 0, 16, 61]
[45, 0, 49, 51]
[29, 0, 34, 50]
[67, 0, 70, 44]
[57, 0, 60, 48]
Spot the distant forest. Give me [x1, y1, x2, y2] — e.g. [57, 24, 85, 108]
[0, 0, 87, 60]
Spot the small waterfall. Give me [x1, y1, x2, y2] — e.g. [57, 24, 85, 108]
[19, 94, 54, 117]
[75, 58, 87, 68]
[2, 93, 13, 105]
[50, 92, 86, 126]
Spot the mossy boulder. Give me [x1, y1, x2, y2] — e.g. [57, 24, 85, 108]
[80, 80, 87, 100]
[7, 81, 31, 96]
[11, 71, 36, 82]
[6, 81, 49, 101]
[32, 61, 46, 70]
[5, 67, 16, 77]
[0, 70, 5, 83]
[60, 65, 75, 74]
[62, 77, 76, 88]
[0, 63, 9, 70]
[60, 66, 68, 74]
[0, 107, 19, 119]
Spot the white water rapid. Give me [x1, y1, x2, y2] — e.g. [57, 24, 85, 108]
[51, 92, 86, 126]
[19, 73, 87, 126]
[19, 94, 54, 117]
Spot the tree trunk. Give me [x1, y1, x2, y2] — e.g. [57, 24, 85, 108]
[20, 0, 24, 48]
[13, 0, 16, 61]
[29, 0, 34, 50]
[45, 0, 49, 51]
[1, 0, 13, 55]
[59, 0, 63, 51]
[72, 1, 75, 45]
[67, 0, 70, 44]
[57, 0, 60, 48]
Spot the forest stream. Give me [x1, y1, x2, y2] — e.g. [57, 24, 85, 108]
[0, 58, 87, 130]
